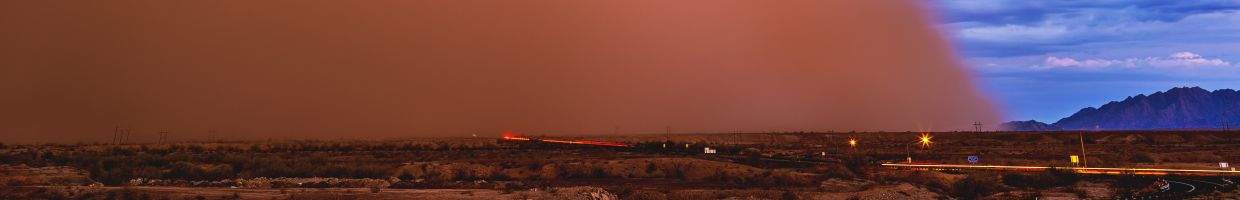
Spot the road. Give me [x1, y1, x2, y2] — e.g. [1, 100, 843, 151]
[1128, 177, 1234, 199]
[882, 163, 1240, 176]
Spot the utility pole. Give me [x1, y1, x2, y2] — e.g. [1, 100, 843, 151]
[905, 142, 912, 164]
[1078, 131, 1088, 168]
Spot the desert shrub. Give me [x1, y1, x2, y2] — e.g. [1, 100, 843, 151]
[624, 190, 668, 200]
[842, 156, 872, 175]
[891, 171, 958, 193]
[952, 173, 1006, 199]
[1002, 168, 1078, 189]
[456, 169, 476, 181]
[667, 191, 714, 200]
[1066, 185, 1089, 198]
[538, 164, 560, 180]
[389, 181, 434, 189]
[811, 163, 857, 179]
[1158, 151, 1223, 163]
[1129, 152, 1158, 163]
[768, 170, 814, 187]
[397, 171, 415, 181]
[781, 191, 798, 200]
[489, 170, 511, 181]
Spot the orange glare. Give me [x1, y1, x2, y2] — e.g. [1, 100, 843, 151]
[918, 133, 932, 147]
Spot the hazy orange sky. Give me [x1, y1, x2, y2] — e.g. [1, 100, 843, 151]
[1, 0, 999, 143]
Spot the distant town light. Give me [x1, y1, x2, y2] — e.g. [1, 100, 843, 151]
[848, 138, 858, 147]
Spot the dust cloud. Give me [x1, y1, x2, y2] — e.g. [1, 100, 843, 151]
[0, 0, 1000, 143]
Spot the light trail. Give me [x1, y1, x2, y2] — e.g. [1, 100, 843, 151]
[1166, 180, 1196, 193]
[882, 163, 1240, 176]
[1181, 178, 1224, 187]
[501, 136, 631, 147]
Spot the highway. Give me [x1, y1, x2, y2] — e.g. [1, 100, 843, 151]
[500, 136, 631, 147]
[882, 163, 1240, 176]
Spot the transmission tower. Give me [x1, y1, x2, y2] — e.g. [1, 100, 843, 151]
[972, 121, 984, 132]
[114, 126, 132, 145]
[1220, 112, 1231, 131]
[124, 126, 132, 144]
[158, 129, 170, 144]
[112, 126, 121, 145]
[665, 126, 671, 141]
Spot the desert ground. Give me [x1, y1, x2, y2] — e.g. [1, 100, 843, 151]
[1, 131, 1238, 199]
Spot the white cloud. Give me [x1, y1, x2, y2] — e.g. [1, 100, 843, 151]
[1152, 52, 1231, 67]
[958, 24, 1069, 43]
[1038, 52, 1231, 69]
[1043, 56, 1121, 68]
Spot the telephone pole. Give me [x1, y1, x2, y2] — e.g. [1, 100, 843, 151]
[1078, 131, 1088, 168]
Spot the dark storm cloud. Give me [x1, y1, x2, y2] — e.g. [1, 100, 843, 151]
[937, 0, 1240, 25]
[934, 0, 1240, 57]
[930, 0, 1240, 122]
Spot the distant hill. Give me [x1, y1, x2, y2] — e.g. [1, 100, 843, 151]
[1005, 87, 1240, 131]
[999, 120, 1061, 131]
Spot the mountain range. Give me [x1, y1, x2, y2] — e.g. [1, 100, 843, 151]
[1001, 87, 1240, 131]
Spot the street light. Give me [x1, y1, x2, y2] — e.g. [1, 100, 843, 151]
[848, 138, 858, 148]
[906, 133, 933, 163]
[919, 133, 933, 148]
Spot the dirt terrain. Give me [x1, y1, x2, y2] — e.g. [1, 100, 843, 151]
[1, 131, 1237, 199]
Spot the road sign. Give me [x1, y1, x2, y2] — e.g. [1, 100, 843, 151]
[967, 155, 979, 164]
[1221, 162, 1230, 168]
[1070, 155, 1080, 164]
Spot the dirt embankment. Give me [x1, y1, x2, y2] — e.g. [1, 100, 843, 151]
[0, 186, 620, 200]
[395, 157, 817, 186]
[0, 165, 93, 186]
